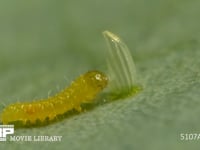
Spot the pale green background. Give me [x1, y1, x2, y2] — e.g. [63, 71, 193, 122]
[0, 0, 200, 149]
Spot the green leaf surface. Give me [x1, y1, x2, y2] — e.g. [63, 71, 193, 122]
[1, 0, 200, 149]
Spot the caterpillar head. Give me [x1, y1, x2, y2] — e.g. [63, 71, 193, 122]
[84, 71, 108, 91]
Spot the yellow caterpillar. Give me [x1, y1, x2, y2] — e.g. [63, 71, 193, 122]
[1, 71, 108, 126]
